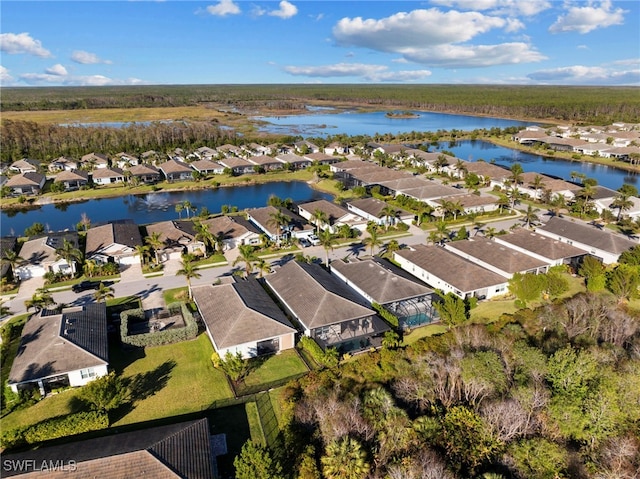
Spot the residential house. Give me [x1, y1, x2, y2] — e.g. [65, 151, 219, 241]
[247, 155, 284, 171]
[48, 156, 79, 172]
[9, 159, 40, 174]
[394, 244, 509, 300]
[346, 197, 414, 228]
[81, 152, 110, 169]
[53, 170, 89, 191]
[15, 232, 80, 280]
[145, 220, 205, 261]
[265, 261, 390, 352]
[275, 153, 312, 169]
[294, 140, 320, 154]
[331, 258, 437, 330]
[202, 215, 261, 250]
[2, 418, 217, 479]
[91, 167, 126, 186]
[297, 199, 365, 233]
[113, 152, 139, 169]
[8, 303, 108, 395]
[535, 216, 638, 264]
[141, 150, 159, 163]
[157, 158, 194, 182]
[434, 193, 499, 216]
[246, 205, 314, 242]
[194, 146, 218, 158]
[85, 220, 143, 266]
[193, 279, 297, 359]
[444, 237, 549, 278]
[190, 159, 225, 176]
[493, 228, 586, 268]
[304, 152, 342, 165]
[516, 172, 580, 202]
[218, 157, 255, 175]
[216, 144, 245, 157]
[127, 164, 162, 184]
[1, 237, 18, 278]
[243, 143, 273, 156]
[464, 161, 510, 185]
[324, 141, 350, 156]
[5, 172, 46, 196]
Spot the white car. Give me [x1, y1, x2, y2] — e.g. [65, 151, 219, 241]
[308, 234, 320, 246]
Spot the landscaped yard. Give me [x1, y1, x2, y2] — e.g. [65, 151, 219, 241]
[403, 323, 449, 345]
[234, 349, 309, 396]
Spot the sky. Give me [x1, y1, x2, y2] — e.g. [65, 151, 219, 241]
[1, 0, 639, 87]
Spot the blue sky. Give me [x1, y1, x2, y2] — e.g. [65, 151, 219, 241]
[1, 1, 638, 86]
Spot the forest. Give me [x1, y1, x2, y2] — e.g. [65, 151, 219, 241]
[241, 287, 640, 479]
[2, 84, 640, 124]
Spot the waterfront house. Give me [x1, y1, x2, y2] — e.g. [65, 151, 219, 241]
[8, 303, 108, 396]
[85, 219, 143, 266]
[493, 228, 586, 268]
[394, 244, 509, 300]
[9, 159, 40, 174]
[113, 152, 140, 168]
[297, 199, 364, 233]
[91, 167, 126, 186]
[304, 152, 342, 165]
[48, 156, 79, 172]
[535, 216, 638, 264]
[81, 152, 110, 169]
[2, 418, 217, 479]
[127, 163, 161, 184]
[15, 232, 80, 280]
[202, 215, 262, 250]
[190, 159, 225, 176]
[247, 155, 284, 171]
[193, 279, 297, 359]
[53, 169, 89, 191]
[463, 161, 510, 185]
[275, 153, 312, 169]
[145, 220, 206, 261]
[331, 258, 437, 330]
[246, 205, 314, 243]
[265, 261, 390, 352]
[158, 158, 194, 182]
[346, 197, 414, 227]
[5, 172, 46, 196]
[218, 157, 255, 175]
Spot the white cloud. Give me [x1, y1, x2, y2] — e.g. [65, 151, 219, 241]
[71, 50, 112, 65]
[549, 0, 626, 34]
[403, 42, 546, 67]
[0, 66, 14, 84]
[253, 1, 297, 19]
[283, 62, 431, 82]
[205, 0, 241, 17]
[45, 64, 68, 76]
[431, 0, 551, 16]
[527, 65, 640, 85]
[0, 32, 52, 57]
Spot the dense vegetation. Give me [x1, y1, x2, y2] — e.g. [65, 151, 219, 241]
[3, 84, 639, 124]
[265, 291, 640, 479]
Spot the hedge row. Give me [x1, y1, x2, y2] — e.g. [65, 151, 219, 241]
[1, 411, 109, 450]
[120, 303, 197, 347]
[371, 302, 399, 329]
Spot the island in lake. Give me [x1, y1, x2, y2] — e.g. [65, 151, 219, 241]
[386, 111, 420, 119]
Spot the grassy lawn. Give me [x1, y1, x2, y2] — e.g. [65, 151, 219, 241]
[242, 350, 308, 388]
[110, 333, 234, 426]
[163, 287, 189, 305]
[245, 401, 266, 446]
[403, 323, 449, 345]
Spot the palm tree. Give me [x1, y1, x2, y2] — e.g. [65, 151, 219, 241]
[318, 229, 335, 267]
[181, 200, 194, 218]
[453, 158, 467, 178]
[145, 231, 164, 265]
[84, 258, 98, 278]
[175, 202, 184, 219]
[521, 204, 540, 228]
[24, 288, 55, 312]
[337, 224, 353, 241]
[253, 258, 272, 278]
[611, 192, 634, 221]
[509, 162, 524, 186]
[434, 220, 449, 244]
[483, 226, 498, 239]
[1, 249, 24, 280]
[381, 239, 400, 258]
[193, 221, 214, 258]
[310, 209, 328, 235]
[134, 244, 151, 267]
[267, 210, 291, 245]
[378, 204, 398, 231]
[549, 193, 566, 217]
[93, 282, 115, 303]
[321, 437, 370, 479]
[55, 238, 83, 276]
[176, 259, 201, 298]
[433, 154, 449, 174]
[363, 226, 382, 256]
[529, 174, 546, 200]
[233, 244, 258, 278]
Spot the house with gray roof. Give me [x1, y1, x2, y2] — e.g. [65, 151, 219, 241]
[190, 159, 225, 176]
[2, 418, 217, 479]
[535, 216, 638, 264]
[5, 172, 46, 196]
[126, 164, 161, 184]
[202, 215, 261, 250]
[331, 258, 437, 330]
[85, 220, 142, 266]
[394, 244, 509, 300]
[275, 153, 312, 169]
[91, 167, 126, 186]
[493, 228, 586, 268]
[48, 156, 78, 172]
[297, 199, 365, 233]
[53, 170, 89, 191]
[265, 261, 390, 352]
[303, 152, 342, 165]
[346, 197, 414, 228]
[145, 220, 205, 261]
[15, 232, 80, 280]
[193, 279, 296, 359]
[9, 159, 40, 174]
[445, 237, 549, 278]
[81, 152, 110, 169]
[8, 303, 108, 395]
[158, 158, 194, 182]
[218, 157, 255, 175]
[247, 155, 284, 171]
[246, 205, 314, 242]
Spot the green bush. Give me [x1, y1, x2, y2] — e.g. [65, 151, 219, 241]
[371, 302, 399, 328]
[120, 303, 198, 347]
[1, 411, 109, 449]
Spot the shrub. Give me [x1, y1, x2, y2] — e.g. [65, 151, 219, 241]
[120, 303, 197, 347]
[371, 302, 399, 328]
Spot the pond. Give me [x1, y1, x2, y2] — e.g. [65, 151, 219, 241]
[437, 140, 637, 191]
[254, 109, 537, 138]
[1, 181, 332, 237]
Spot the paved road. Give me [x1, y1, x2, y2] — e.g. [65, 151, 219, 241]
[1, 210, 527, 320]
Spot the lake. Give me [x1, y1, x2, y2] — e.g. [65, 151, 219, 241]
[1, 182, 332, 236]
[255, 109, 537, 137]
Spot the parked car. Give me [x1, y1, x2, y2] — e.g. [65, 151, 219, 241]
[299, 237, 311, 248]
[308, 234, 320, 246]
[72, 280, 101, 293]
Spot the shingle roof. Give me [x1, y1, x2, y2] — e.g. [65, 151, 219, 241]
[158, 158, 193, 174]
[395, 244, 507, 293]
[265, 261, 375, 329]
[495, 228, 586, 260]
[331, 258, 433, 304]
[464, 161, 510, 179]
[54, 170, 89, 182]
[536, 216, 637, 254]
[5, 172, 45, 187]
[347, 197, 412, 218]
[145, 220, 197, 247]
[2, 419, 216, 479]
[446, 237, 549, 275]
[202, 215, 259, 239]
[18, 232, 79, 264]
[8, 303, 108, 386]
[247, 206, 312, 236]
[127, 164, 161, 176]
[193, 279, 296, 350]
[190, 159, 223, 172]
[85, 220, 142, 256]
[91, 167, 125, 179]
[297, 199, 350, 224]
